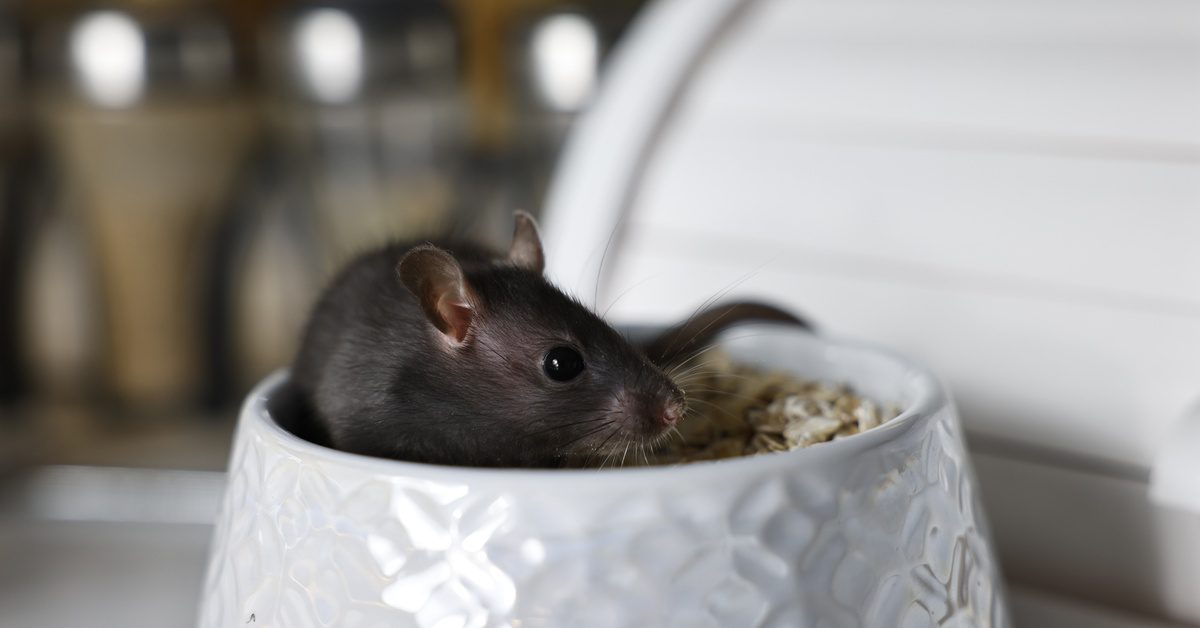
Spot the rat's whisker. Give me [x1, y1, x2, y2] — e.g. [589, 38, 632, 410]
[584, 426, 623, 467]
[557, 420, 614, 451]
[651, 266, 765, 363]
[675, 387, 766, 404]
[528, 413, 612, 436]
[675, 368, 754, 379]
[602, 274, 658, 318]
[684, 397, 741, 422]
[593, 214, 624, 308]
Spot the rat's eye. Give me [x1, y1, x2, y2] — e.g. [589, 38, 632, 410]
[543, 346, 585, 381]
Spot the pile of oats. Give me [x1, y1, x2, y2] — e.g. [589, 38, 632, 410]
[645, 351, 901, 465]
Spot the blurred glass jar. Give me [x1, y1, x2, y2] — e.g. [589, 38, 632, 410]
[260, 0, 465, 272]
[507, 4, 643, 197]
[215, 143, 319, 404]
[4, 7, 109, 406]
[513, 9, 604, 144]
[0, 11, 19, 113]
[34, 3, 255, 410]
[0, 9, 28, 403]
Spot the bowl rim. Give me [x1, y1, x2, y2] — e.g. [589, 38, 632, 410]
[240, 329, 949, 488]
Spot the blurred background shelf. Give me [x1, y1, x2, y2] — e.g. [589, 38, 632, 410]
[0, 0, 645, 419]
[0, 406, 232, 471]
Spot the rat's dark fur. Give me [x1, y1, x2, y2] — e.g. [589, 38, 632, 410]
[291, 213, 811, 468]
[292, 234, 685, 468]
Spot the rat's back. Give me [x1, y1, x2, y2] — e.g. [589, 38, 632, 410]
[291, 239, 498, 445]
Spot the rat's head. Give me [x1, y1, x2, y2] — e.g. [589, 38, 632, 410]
[397, 212, 685, 467]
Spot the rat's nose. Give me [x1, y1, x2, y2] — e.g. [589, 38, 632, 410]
[659, 403, 684, 427]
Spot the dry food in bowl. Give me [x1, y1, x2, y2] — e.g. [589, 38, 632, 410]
[199, 325, 1010, 627]
[611, 350, 903, 467]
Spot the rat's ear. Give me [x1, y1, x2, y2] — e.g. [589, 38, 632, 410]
[397, 245, 475, 344]
[507, 210, 545, 274]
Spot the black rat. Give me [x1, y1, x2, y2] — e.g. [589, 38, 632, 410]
[291, 211, 808, 468]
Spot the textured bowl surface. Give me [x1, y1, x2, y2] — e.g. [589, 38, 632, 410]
[199, 326, 1009, 627]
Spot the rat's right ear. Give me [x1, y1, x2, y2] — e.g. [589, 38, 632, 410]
[397, 245, 475, 344]
[507, 210, 545, 274]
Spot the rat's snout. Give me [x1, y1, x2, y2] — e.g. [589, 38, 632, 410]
[658, 402, 683, 427]
[658, 387, 686, 428]
[615, 387, 684, 437]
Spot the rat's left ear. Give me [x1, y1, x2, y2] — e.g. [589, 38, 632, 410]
[507, 210, 545, 274]
[397, 245, 476, 344]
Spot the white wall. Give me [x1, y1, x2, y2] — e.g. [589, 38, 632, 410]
[585, 0, 1200, 471]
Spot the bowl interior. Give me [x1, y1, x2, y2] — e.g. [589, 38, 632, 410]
[717, 323, 938, 412]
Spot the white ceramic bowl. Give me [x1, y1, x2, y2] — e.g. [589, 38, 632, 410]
[199, 327, 1009, 627]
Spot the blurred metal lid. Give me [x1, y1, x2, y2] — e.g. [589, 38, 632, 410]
[0, 9, 23, 110]
[37, 5, 240, 108]
[265, 0, 458, 107]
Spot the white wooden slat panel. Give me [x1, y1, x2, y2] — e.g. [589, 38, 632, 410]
[1009, 587, 1188, 628]
[704, 0, 1200, 147]
[621, 120, 1200, 315]
[600, 236, 1200, 468]
[976, 453, 1200, 623]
